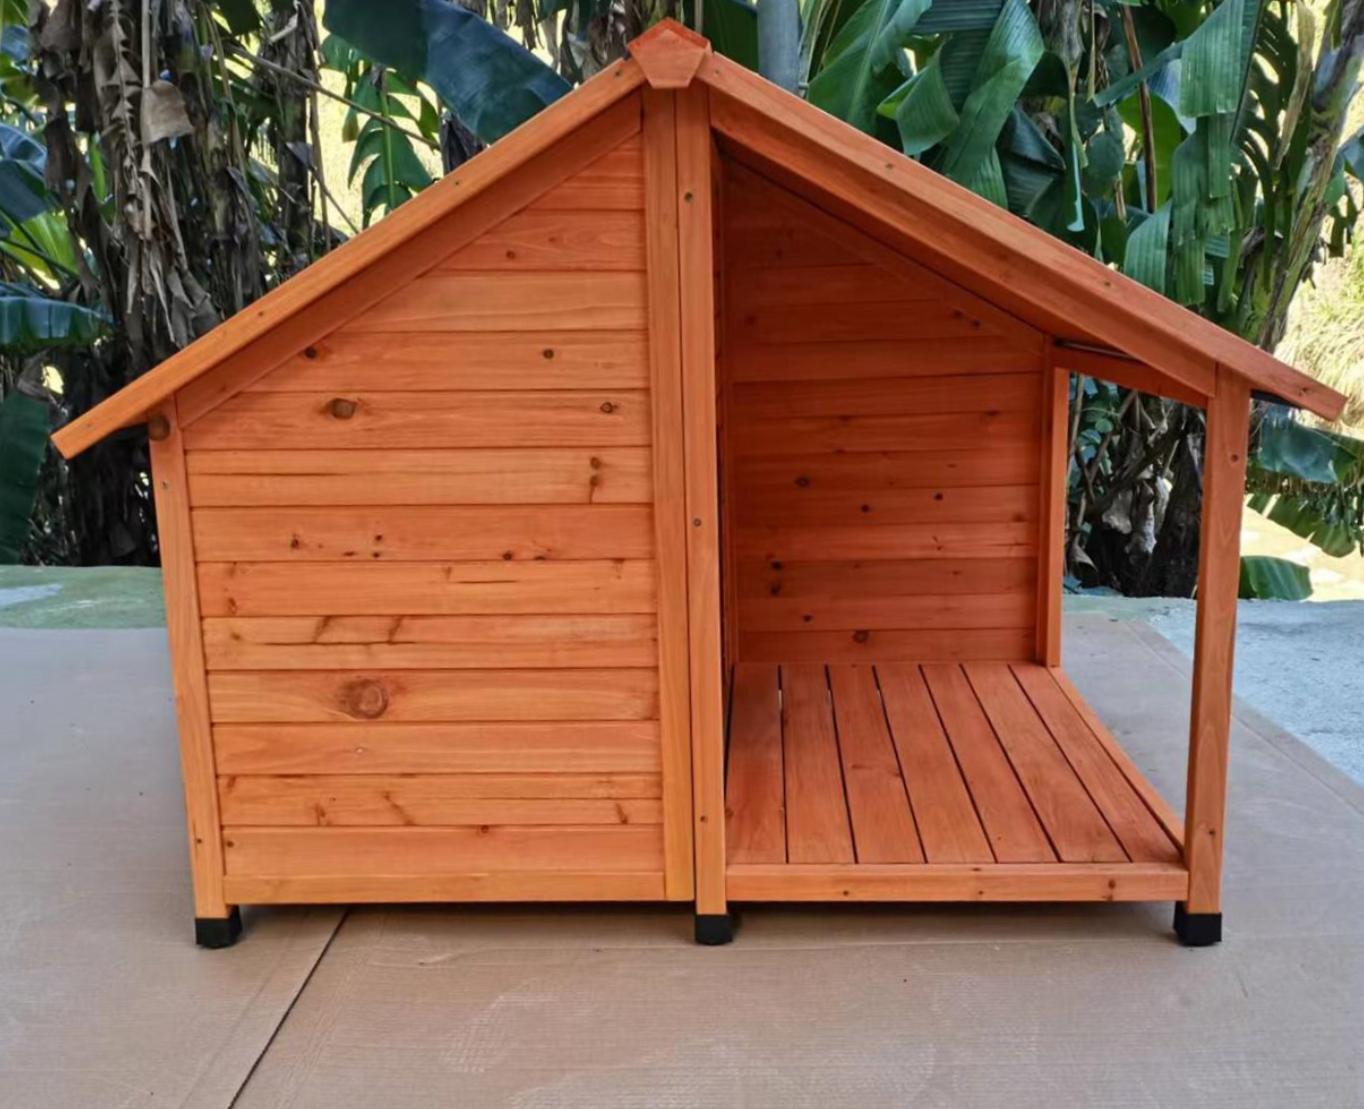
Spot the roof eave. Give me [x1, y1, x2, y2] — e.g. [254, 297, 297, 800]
[693, 52, 1346, 424]
[51, 56, 648, 460]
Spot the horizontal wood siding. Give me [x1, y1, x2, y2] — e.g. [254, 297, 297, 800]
[181, 137, 673, 892]
[722, 160, 1043, 663]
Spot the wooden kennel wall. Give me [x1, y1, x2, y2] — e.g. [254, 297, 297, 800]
[54, 22, 1344, 948]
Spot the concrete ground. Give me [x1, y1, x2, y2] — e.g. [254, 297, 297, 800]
[1, 580, 1363, 1106]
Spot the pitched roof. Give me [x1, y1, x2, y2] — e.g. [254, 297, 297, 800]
[52, 20, 1343, 459]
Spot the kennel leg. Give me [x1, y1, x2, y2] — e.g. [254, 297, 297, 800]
[694, 911, 734, 945]
[1172, 903, 1221, 947]
[195, 906, 243, 949]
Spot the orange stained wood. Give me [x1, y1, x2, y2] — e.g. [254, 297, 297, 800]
[189, 504, 656, 562]
[695, 49, 1342, 419]
[725, 663, 785, 864]
[780, 664, 855, 863]
[52, 70, 649, 456]
[148, 397, 228, 918]
[200, 613, 659, 671]
[438, 208, 646, 271]
[186, 448, 653, 506]
[724, 660, 1184, 886]
[223, 825, 664, 877]
[1035, 345, 1068, 665]
[52, 21, 1340, 463]
[673, 85, 728, 916]
[828, 666, 924, 863]
[218, 776, 662, 827]
[180, 390, 653, 451]
[206, 667, 660, 724]
[629, 19, 711, 88]
[246, 331, 649, 392]
[224, 872, 666, 904]
[726, 863, 1188, 902]
[1185, 369, 1252, 912]
[920, 663, 1052, 861]
[195, 560, 660, 617]
[214, 720, 663, 776]
[1055, 345, 1205, 409]
[964, 663, 1125, 862]
[642, 85, 696, 899]
[877, 664, 992, 863]
[529, 138, 644, 210]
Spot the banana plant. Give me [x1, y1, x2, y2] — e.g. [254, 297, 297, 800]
[322, 34, 439, 227]
[323, 0, 570, 145]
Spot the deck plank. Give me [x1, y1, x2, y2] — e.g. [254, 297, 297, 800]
[1013, 664, 1180, 864]
[780, 664, 855, 863]
[726, 663, 786, 863]
[964, 664, 1126, 863]
[877, 664, 993, 863]
[921, 664, 1054, 862]
[828, 666, 923, 863]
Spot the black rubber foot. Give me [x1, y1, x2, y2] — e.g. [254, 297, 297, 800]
[694, 913, 734, 945]
[195, 907, 243, 949]
[1173, 903, 1221, 947]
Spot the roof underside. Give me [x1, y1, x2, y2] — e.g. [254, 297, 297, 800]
[51, 23, 1344, 460]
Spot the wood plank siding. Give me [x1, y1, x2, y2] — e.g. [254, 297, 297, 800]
[179, 132, 682, 898]
[718, 160, 1045, 664]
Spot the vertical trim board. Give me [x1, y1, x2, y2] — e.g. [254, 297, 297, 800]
[1183, 367, 1250, 912]
[675, 86, 728, 917]
[150, 395, 229, 917]
[642, 88, 695, 900]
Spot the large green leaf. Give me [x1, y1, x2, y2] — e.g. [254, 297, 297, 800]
[935, 0, 1043, 186]
[0, 121, 52, 226]
[323, 0, 570, 144]
[997, 105, 1064, 212]
[1238, 555, 1312, 600]
[882, 53, 958, 154]
[0, 283, 106, 350]
[808, 0, 934, 133]
[0, 390, 46, 563]
[1256, 411, 1341, 484]
[1178, 0, 1254, 118]
[913, 0, 1002, 33]
[1122, 202, 1172, 293]
[704, 0, 760, 70]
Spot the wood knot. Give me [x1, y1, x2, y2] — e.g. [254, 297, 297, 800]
[852, 630, 870, 644]
[542, 348, 555, 360]
[146, 413, 171, 441]
[339, 678, 389, 719]
[794, 475, 810, 488]
[600, 400, 616, 414]
[304, 345, 319, 360]
[329, 397, 358, 420]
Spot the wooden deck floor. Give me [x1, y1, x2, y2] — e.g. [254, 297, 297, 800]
[724, 661, 1188, 901]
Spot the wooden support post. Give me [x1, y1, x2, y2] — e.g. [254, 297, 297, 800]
[642, 88, 696, 901]
[1181, 367, 1250, 937]
[148, 397, 233, 933]
[674, 85, 730, 940]
[1036, 340, 1068, 666]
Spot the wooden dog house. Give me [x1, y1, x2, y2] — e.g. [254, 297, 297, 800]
[54, 22, 1344, 949]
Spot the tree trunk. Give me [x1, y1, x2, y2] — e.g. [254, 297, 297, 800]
[758, 0, 801, 93]
[262, 0, 318, 276]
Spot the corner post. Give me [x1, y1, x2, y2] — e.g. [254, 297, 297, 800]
[1180, 366, 1250, 944]
[147, 397, 238, 945]
[642, 88, 696, 902]
[1036, 339, 1069, 666]
[674, 84, 730, 943]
